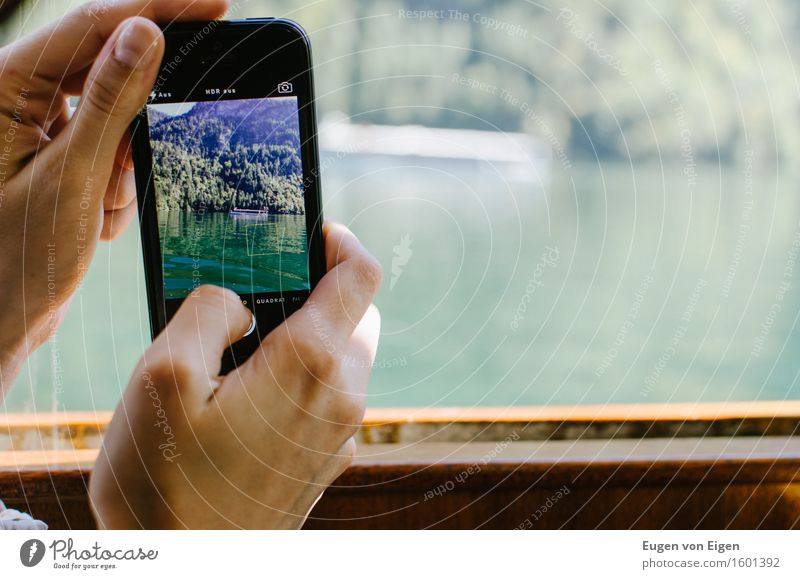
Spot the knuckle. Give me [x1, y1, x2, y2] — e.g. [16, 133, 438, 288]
[84, 71, 125, 119]
[328, 395, 365, 435]
[334, 438, 357, 470]
[0, 60, 27, 99]
[299, 341, 340, 383]
[341, 438, 357, 461]
[352, 255, 383, 293]
[138, 351, 193, 395]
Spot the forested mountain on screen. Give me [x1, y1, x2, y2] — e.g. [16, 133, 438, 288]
[149, 98, 304, 214]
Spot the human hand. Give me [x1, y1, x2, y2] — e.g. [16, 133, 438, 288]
[90, 222, 383, 529]
[0, 0, 229, 394]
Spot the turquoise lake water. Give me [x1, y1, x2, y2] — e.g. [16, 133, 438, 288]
[7, 159, 800, 412]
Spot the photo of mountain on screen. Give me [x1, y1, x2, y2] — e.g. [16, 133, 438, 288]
[146, 96, 311, 300]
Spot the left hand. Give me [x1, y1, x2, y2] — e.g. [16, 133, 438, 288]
[0, 0, 230, 395]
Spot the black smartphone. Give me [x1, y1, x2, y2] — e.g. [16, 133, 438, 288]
[131, 19, 325, 373]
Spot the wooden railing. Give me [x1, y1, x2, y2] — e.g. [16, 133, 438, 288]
[4, 401, 800, 451]
[2, 402, 800, 529]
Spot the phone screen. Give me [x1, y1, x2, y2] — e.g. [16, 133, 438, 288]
[146, 95, 311, 300]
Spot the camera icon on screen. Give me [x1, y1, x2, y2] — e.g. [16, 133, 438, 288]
[277, 81, 293, 94]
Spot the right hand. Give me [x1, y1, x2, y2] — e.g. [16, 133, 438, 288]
[89, 222, 383, 529]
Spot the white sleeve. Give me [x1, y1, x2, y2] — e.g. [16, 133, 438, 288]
[0, 500, 48, 530]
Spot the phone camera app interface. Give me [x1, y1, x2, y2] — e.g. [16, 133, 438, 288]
[146, 96, 310, 300]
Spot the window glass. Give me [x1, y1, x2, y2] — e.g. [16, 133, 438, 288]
[3, 0, 799, 413]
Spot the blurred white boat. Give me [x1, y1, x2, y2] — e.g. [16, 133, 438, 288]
[319, 113, 551, 183]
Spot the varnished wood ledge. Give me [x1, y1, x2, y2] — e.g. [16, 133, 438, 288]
[3, 400, 800, 452]
[3, 402, 799, 528]
[2, 436, 800, 529]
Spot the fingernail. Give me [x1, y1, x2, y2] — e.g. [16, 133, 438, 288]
[113, 18, 159, 70]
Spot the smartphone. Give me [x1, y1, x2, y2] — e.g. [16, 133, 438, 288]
[131, 19, 326, 373]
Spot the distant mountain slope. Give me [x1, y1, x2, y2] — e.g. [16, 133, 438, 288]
[148, 97, 304, 214]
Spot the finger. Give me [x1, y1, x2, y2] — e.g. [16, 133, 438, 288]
[45, 17, 162, 211]
[13, 0, 229, 81]
[46, 100, 71, 138]
[61, 69, 89, 95]
[104, 159, 136, 211]
[340, 304, 381, 400]
[148, 285, 252, 396]
[116, 128, 134, 171]
[100, 198, 137, 241]
[289, 222, 382, 351]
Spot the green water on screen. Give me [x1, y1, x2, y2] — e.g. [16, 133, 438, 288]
[158, 211, 309, 298]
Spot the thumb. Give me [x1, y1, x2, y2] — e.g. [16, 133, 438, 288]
[57, 17, 163, 190]
[147, 286, 253, 399]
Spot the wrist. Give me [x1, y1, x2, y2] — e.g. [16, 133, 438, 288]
[0, 306, 54, 398]
[0, 330, 28, 398]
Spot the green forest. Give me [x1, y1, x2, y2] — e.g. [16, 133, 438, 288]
[148, 98, 305, 214]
